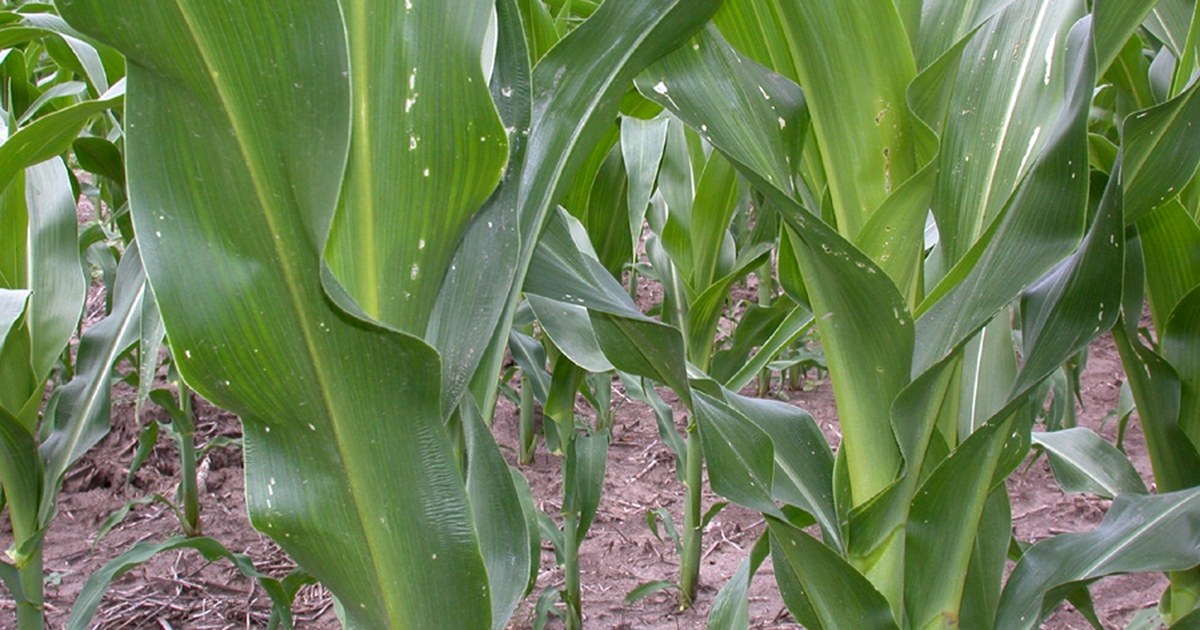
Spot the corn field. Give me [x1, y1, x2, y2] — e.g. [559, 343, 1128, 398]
[2, 0, 1200, 628]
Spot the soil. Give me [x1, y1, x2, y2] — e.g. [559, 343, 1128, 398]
[0, 282, 1170, 629]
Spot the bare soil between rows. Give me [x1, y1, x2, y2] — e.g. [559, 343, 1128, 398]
[0, 331, 1166, 629]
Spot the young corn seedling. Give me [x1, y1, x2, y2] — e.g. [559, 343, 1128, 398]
[0, 10, 133, 627]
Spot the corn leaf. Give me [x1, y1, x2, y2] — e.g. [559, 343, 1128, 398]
[1122, 79, 1200, 226]
[0, 158, 85, 397]
[1032, 428, 1149, 499]
[463, 399, 531, 630]
[39, 245, 146, 523]
[55, 2, 490, 627]
[769, 518, 899, 630]
[996, 488, 1200, 630]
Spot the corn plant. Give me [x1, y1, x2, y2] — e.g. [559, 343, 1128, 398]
[0, 9, 139, 628]
[1096, 3, 1200, 624]
[629, 1, 1200, 628]
[56, 0, 721, 627]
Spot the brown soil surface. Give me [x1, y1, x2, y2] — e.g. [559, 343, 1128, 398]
[0, 311, 1169, 629]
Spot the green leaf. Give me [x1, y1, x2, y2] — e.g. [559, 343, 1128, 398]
[13, 159, 86, 386]
[1032, 428, 1149, 498]
[693, 390, 779, 518]
[996, 488, 1200, 630]
[1113, 323, 1200, 493]
[904, 417, 1020, 630]
[724, 390, 840, 551]
[567, 430, 608, 539]
[1123, 79, 1200, 226]
[723, 0, 919, 239]
[426, 0, 528, 416]
[0, 290, 35, 420]
[620, 114, 669, 256]
[527, 296, 613, 374]
[526, 209, 690, 403]
[914, 16, 1095, 374]
[56, 2, 490, 627]
[66, 536, 305, 630]
[463, 399, 532, 630]
[1163, 286, 1200, 448]
[323, 0, 507, 336]
[707, 532, 769, 630]
[1139, 200, 1200, 333]
[0, 84, 122, 195]
[1093, 0, 1160, 75]
[39, 245, 146, 523]
[769, 518, 899, 630]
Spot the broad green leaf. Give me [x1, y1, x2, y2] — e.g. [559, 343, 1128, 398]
[916, 0, 1013, 69]
[0, 290, 35, 421]
[777, 219, 912, 507]
[1163, 286, 1200, 447]
[0, 384, 44, 558]
[684, 241, 771, 370]
[958, 315, 1018, 439]
[707, 533, 769, 630]
[693, 390, 779, 518]
[720, 306, 812, 391]
[427, 0, 527, 417]
[1032, 428, 1149, 498]
[581, 143, 632, 276]
[1123, 79, 1200, 226]
[39, 245, 145, 523]
[769, 518, 899, 630]
[526, 209, 690, 402]
[567, 430, 608, 540]
[0, 83, 122, 194]
[1105, 34, 1157, 113]
[1144, 0, 1194, 60]
[635, 26, 805, 199]
[959, 486, 1012, 630]
[18, 11, 119, 94]
[904, 417, 1018, 630]
[65, 536, 304, 630]
[527, 296, 613, 374]
[854, 166, 934, 304]
[55, 2, 489, 627]
[1139, 204, 1199, 333]
[71, 137, 125, 184]
[914, 17, 1095, 374]
[13, 159, 86, 381]
[1170, 1, 1200, 94]
[996, 488, 1200, 630]
[620, 113, 669, 257]
[927, 0, 1085, 264]
[712, 1, 800, 83]
[507, 327, 552, 403]
[515, 0, 558, 63]
[463, 400, 531, 630]
[1113, 323, 1200, 493]
[1093, 0, 1159, 75]
[689, 151, 740, 291]
[324, 0, 506, 336]
[726, 0, 919, 240]
[444, 0, 723, 417]
[641, 26, 913, 506]
[1012, 148, 1123, 397]
[724, 390, 840, 551]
